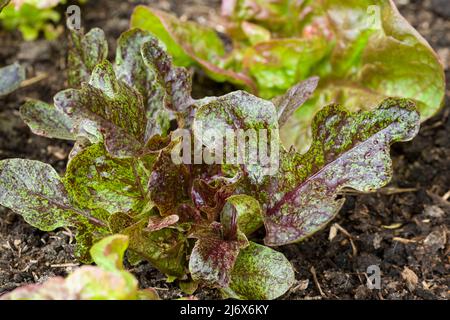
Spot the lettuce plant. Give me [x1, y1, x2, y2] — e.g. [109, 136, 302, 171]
[0, 235, 160, 300]
[0, 27, 420, 299]
[0, 0, 86, 40]
[130, 0, 444, 151]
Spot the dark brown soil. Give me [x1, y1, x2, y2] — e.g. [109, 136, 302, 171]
[0, 0, 448, 300]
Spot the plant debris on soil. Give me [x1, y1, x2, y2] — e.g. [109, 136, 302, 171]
[0, 0, 448, 300]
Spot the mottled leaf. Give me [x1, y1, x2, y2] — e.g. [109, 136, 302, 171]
[193, 90, 280, 184]
[146, 214, 179, 232]
[263, 98, 420, 246]
[222, 195, 263, 236]
[189, 223, 242, 288]
[55, 60, 147, 157]
[114, 28, 172, 137]
[74, 222, 110, 263]
[0, 63, 25, 97]
[0, 159, 106, 231]
[20, 100, 75, 140]
[114, 28, 159, 107]
[141, 40, 194, 113]
[148, 146, 190, 215]
[222, 242, 295, 300]
[122, 220, 187, 277]
[68, 28, 108, 87]
[64, 143, 152, 214]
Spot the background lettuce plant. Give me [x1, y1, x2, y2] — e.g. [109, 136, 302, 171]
[130, 0, 444, 152]
[0, 27, 420, 299]
[0, 235, 160, 300]
[0, 0, 86, 40]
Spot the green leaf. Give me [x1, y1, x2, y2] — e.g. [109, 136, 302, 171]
[137, 288, 161, 300]
[0, 159, 105, 231]
[222, 242, 295, 300]
[65, 266, 139, 300]
[131, 5, 256, 91]
[0, 277, 71, 300]
[222, 195, 263, 236]
[89, 234, 129, 272]
[240, 21, 271, 45]
[68, 28, 108, 87]
[64, 143, 153, 215]
[262, 98, 420, 246]
[242, 37, 330, 99]
[122, 219, 187, 277]
[0, 3, 62, 41]
[20, 100, 75, 140]
[0, 63, 25, 97]
[130, 6, 193, 66]
[179, 280, 198, 295]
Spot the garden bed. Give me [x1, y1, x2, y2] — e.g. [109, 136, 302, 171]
[0, 0, 448, 300]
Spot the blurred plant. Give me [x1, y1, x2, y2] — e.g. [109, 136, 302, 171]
[131, 0, 445, 152]
[0, 235, 161, 300]
[0, 0, 86, 41]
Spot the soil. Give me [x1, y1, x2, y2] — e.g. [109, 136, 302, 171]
[0, 0, 448, 300]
